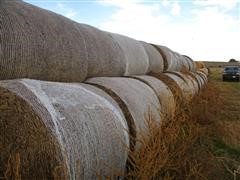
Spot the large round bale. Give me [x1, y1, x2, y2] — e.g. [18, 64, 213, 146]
[178, 54, 190, 71]
[183, 55, 196, 72]
[148, 72, 185, 104]
[86, 77, 161, 148]
[0, 0, 125, 82]
[195, 61, 206, 70]
[151, 45, 178, 71]
[140, 41, 164, 73]
[0, 79, 129, 179]
[130, 75, 176, 118]
[170, 52, 181, 71]
[169, 71, 198, 96]
[182, 73, 199, 95]
[198, 68, 209, 76]
[194, 72, 205, 88]
[76, 24, 126, 78]
[0, 0, 87, 82]
[172, 71, 199, 95]
[196, 71, 208, 84]
[108, 33, 149, 75]
[164, 72, 195, 101]
[182, 71, 202, 92]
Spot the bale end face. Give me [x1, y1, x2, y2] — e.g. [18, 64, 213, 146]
[0, 87, 65, 179]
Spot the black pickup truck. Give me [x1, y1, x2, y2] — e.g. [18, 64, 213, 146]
[222, 66, 240, 81]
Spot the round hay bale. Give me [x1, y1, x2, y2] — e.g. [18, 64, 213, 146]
[179, 54, 190, 71]
[77, 25, 126, 78]
[164, 72, 195, 101]
[196, 71, 208, 84]
[198, 68, 209, 76]
[0, 79, 129, 179]
[171, 52, 188, 72]
[195, 61, 206, 70]
[0, 86, 64, 179]
[0, 0, 87, 82]
[108, 33, 149, 75]
[86, 77, 161, 148]
[167, 71, 197, 97]
[148, 72, 184, 105]
[130, 75, 176, 118]
[182, 74, 199, 95]
[151, 45, 178, 71]
[194, 73, 205, 88]
[183, 55, 196, 72]
[182, 71, 201, 92]
[140, 41, 164, 73]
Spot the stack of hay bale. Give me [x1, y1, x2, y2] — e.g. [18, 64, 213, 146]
[0, 0, 209, 179]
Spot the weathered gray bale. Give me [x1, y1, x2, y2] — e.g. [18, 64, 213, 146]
[0, 0, 125, 82]
[0, 0, 87, 82]
[86, 77, 161, 147]
[172, 72, 197, 96]
[182, 56, 192, 71]
[198, 68, 209, 76]
[196, 71, 208, 83]
[76, 25, 126, 78]
[148, 72, 185, 104]
[182, 73, 199, 95]
[140, 41, 164, 73]
[151, 45, 178, 71]
[131, 75, 176, 118]
[183, 55, 196, 72]
[0, 79, 129, 179]
[194, 72, 205, 88]
[164, 72, 195, 101]
[108, 33, 149, 75]
[171, 52, 181, 71]
[179, 55, 190, 71]
[183, 71, 202, 92]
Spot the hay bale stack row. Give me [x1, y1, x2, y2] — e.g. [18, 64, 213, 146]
[0, 0, 210, 179]
[1, 0, 198, 83]
[0, 68, 209, 179]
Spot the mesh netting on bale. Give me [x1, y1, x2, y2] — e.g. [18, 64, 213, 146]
[181, 71, 202, 92]
[178, 54, 190, 71]
[148, 73, 182, 99]
[198, 68, 209, 76]
[151, 45, 179, 71]
[164, 72, 195, 101]
[86, 77, 161, 148]
[0, 79, 129, 179]
[108, 33, 149, 75]
[0, 0, 87, 82]
[196, 71, 208, 84]
[140, 41, 164, 73]
[172, 52, 184, 71]
[172, 72, 199, 95]
[130, 75, 176, 118]
[183, 55, 196, 72]
[76, 24, 126, 78]
[195, 61, 206, 70]
[0, 0, 126, 82]
[194, 73, 205, 88]
[183, 74, 199, 95]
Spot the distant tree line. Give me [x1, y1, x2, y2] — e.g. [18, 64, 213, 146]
[229, 59, 239, 63]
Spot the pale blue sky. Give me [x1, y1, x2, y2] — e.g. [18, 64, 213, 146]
[24, 0, 240, 61]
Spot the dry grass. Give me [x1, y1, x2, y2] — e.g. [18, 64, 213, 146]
[125, 79, 240, 179]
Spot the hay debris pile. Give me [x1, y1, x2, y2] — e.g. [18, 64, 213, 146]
[0, 0, 209, 179]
